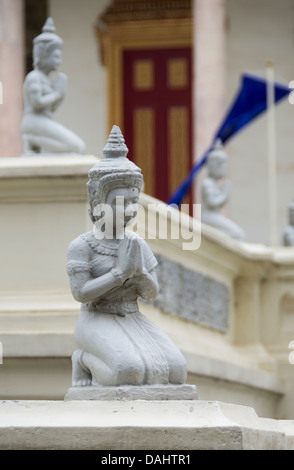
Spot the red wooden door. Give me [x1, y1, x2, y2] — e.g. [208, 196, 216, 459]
[123, 48, 193, 205]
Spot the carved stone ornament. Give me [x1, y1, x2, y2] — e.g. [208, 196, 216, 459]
[147, 255, 229, 333]
[21, 18, 86, 156]
[65, 126, 197, 400]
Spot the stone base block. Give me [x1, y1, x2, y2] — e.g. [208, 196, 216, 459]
[1, 400, 294, 450]
[64, 384, 197, 401]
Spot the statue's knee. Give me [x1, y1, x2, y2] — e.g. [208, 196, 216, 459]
[169, 358, 187, 384]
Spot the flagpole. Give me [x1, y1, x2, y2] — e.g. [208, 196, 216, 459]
[266, 60, 278, 246]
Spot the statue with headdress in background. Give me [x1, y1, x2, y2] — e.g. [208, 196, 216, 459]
[21, 18, 86, 156]
[201, 140, 246, 241]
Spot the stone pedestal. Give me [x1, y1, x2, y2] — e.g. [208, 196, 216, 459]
[1, 399, 293, 450]
[65, 384, 197, 401]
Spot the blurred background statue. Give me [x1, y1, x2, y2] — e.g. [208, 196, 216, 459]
[21, 18, 86, 156]
[282, 201, 294, 246]
[201, 140, 246, 241]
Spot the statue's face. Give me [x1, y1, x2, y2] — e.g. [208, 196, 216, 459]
[106, 186, 139, 229]
[207, 157, 227, 179]
[39, 47, 62, 73]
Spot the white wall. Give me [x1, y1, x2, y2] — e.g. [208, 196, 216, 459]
[48, 0, 111, 157]
[225, 0, 294, 245]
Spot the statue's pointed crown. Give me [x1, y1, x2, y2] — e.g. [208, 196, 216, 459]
[42, 17, 56, 34]
[33, 17, 63, 46]
[89, 125, 142, 178]
[103, 125, 129, 159]
[87, 126, 143, 208]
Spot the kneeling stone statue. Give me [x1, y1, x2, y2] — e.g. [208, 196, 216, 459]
[21, 18, 86, 156]
[65, 126, 196, 400]
[201, 140, 245, 241]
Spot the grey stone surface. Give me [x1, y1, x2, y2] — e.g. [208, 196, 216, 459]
[21, 18, 86, 156]
[65, 384, 197, 401]
[201, 140, 245, 240]
[146, 254, 229, 332]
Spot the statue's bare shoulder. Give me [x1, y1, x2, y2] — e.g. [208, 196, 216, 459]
[24, 69, 42, 86]
[67, 232, 92, 262]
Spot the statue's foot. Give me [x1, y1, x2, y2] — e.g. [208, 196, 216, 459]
[72, 349, 92, 386]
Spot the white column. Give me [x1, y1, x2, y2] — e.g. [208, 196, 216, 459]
[0, 0, 25, 157]
[193, 0, 227, 202]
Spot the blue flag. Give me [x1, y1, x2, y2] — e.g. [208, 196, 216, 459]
[168, 72, 291, 206]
